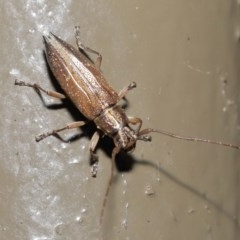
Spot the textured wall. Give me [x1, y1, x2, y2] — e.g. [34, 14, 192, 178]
[1, 1, 240, 239]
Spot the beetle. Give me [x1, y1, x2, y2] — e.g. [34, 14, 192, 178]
[15, 26, 240, 229]
[15, 27, 153, 164]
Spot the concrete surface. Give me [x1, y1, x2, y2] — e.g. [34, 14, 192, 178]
[1, 0, 240, 240]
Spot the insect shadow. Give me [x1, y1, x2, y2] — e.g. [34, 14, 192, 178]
[135, 157, 239, 228]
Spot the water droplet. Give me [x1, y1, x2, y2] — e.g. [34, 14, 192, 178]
[187, 207, 195, 214]
[28, 29, 35, 34]
[47, 11, 53, 17]
[75, 216, 83, 223]
[61, 143, 67, 149]
[204, 204, 211, 214]
[121, 219, 128, 230]
[144, 185, 155, 197]
[81, 143, 86, 150]
[68, 157, 80, 164]
[10, 68, 20, 75]
[81, 208, 87, 213]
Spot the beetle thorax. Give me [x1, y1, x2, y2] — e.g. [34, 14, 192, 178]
[113, 126, 137, 151]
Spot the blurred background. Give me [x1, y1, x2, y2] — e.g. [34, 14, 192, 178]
[0, 0, 240, 239]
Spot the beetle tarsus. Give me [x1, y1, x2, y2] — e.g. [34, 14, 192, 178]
[74, 25, 102, 69]
[90, 149, 99, 177]
[15, 79, 66, 99]
[91, 162, 98, 178]
[15, 79, 25, 86]
[129, 82, 137, 89]
[118, 82, 137, 100]
[35, 133, 48, 142]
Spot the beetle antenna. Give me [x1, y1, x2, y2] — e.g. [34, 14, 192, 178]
[138, 128, 240, 150]
[99, 147, 120, 239]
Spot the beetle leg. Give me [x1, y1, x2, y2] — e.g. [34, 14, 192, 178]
[89, 131, 101, 177]
[36, 121, 87, 142]
[75, 26, 102, 69]
[118, 82, 137, 100]
[127, 116, 152, 142]
[15, 80, 66, 99]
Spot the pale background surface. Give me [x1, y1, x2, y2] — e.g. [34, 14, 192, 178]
[0, 1, 240, 240]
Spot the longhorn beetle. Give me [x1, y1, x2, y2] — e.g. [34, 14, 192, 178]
[15, 26, 240, 235]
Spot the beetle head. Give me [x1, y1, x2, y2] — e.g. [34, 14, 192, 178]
[113, 126, 137, 152]
[113, 125, 153, 153]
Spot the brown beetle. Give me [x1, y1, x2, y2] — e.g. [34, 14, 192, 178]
[15, 27, 153, 163]
[15, 26, 240, 229]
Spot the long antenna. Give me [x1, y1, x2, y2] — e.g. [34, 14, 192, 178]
[139, 128, 240, 150]
[99, 147, 120, 240]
